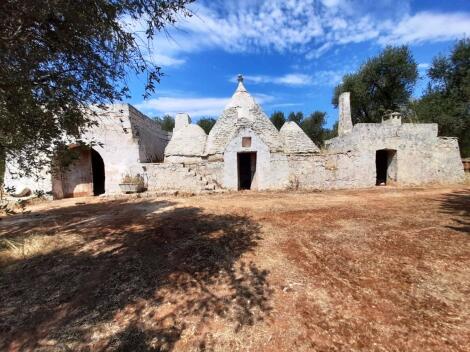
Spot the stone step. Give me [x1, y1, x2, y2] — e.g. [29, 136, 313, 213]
[180, 163, 220, 192]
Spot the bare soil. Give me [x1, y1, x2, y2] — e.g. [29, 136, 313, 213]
[0, 186, 469, 351]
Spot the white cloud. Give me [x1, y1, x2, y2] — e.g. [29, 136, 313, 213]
[306, 42, 333, 60]
[241, 73, 313, 86]
[379, 12, 470, 45]
[277, 74, 312, 86]
[418, 63, 430, 70]
[126, 1, 470, 66]
[146, 53, 186, 67]
[320, 0, 342, 8]
[235, 69, 345, 87]
[136, 97, 227, 117]
[313, 70, 345, 86]
[135, 93, 274, 117]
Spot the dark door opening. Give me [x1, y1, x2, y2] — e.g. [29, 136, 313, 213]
[376, 149, 397, 185]
[238, 152, 256, 190]
[91, 149, 105, 195]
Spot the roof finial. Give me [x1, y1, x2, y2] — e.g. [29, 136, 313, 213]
[237, 74, 243, 83]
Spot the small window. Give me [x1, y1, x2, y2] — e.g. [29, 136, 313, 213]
[242, 137, 252, 147]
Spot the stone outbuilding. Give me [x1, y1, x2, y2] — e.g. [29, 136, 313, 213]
[325, 93, 464, 186]
[5, 104, 171, 198]
[4, 75, 465, 198]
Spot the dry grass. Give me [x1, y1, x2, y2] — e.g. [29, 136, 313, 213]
[0, 232, 82, 267]
[1, 234, 58, 264]
[0, 186, 469, 351]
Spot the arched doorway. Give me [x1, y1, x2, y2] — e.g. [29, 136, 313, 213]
[91, 149, 105, 195]
[52, 146, 105, 199]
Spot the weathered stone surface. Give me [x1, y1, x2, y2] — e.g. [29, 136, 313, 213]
[165, 122, 207, 162]
[5, 82, 465, 196]
[338, 92, 353, 136]
[205, 79, 284, 156]
[143, 162, 220, 193]
[326, 117, 464, 186]
[5, 104, 171, 198]
[223, 127, 272, 190]
[280, 121, 320, 154]
[174, 113, 191, 131]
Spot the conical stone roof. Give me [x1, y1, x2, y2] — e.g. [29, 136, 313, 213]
[225, 77, 257, 111]
[280, 121, 320, 153]
[205, 75, 283, 155]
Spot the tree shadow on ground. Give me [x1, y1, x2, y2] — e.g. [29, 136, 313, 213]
[439, 189, 470, 234]
[0, 199, 272, 351]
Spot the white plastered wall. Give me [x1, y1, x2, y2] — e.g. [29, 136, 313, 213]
[325, 122, 465, 186]
[223, 128, 271, 190]
[4, 104, 171, 197]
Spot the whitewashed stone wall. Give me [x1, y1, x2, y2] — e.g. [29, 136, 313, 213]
[193, 160, 225, 189]
[223, 128, 271, 190]
[4, 104, 171, 197]
[165, 120, 207, 163]
[4, 158, 52, 195]
[143, 162, 219, 193]
[287, 152, 373, 190]
[206, 105, 284, 157]
[128, 105, 171, 163]
[5, 82, 465, 197]
[280, 121, 320, 153]
[325, 122, 465, 185]
[73, 104, 171, 194]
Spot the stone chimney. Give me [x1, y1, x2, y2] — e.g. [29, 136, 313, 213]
[174, 113, 191, 131]
[382, 111, 402, 126]
[338, 92, 353, 136]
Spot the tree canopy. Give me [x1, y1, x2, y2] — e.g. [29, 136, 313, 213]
[287, 112, 304, 125]
[197, 117, 217, 134]
[270, 111, 286, 130]
[333, 46, 418, 124]
[270, 109, 335, 147]
[300, 112, 327, 147]
[0, 0, 193, 175]
[412, 39, 470, 157]
[153, 115, 175, 132]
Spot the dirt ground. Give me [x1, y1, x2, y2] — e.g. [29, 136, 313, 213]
[0, 186, 469, 352]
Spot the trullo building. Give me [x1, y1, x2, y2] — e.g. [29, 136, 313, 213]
[4, 75, 465, 197]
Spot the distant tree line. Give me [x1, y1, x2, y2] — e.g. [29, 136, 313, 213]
[152, 115, 217, 134]
[333, 39, 470, 157]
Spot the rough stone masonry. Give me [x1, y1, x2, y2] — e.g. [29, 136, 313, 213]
[4, 75, 465, 198]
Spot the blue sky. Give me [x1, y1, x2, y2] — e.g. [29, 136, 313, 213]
[125, 0, 470, 128]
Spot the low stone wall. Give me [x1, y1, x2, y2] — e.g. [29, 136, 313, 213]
[192, 161, 225, 189]
[287, 152, 374, 190]
[143, 163, 220, 193]
[144, 143, 465, 193]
